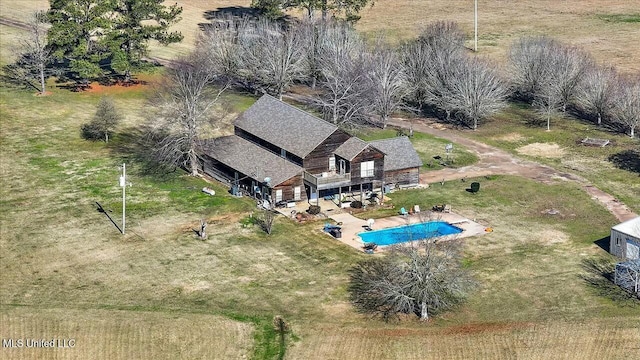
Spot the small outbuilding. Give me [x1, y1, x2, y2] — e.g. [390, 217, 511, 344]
[610, 216, 640, 260]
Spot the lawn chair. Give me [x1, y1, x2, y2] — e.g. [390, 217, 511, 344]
[399, 207, 408, 216]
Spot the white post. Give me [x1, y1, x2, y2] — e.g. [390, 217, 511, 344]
[474, 0, 478, 52]
[120, 163, 126, 235]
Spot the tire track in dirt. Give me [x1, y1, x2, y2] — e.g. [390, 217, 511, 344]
[388, 118, 637, 222]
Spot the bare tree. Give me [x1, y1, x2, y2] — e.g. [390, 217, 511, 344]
[146, 53, 227, 175]
[82, 96, 122, 142]
[533, 76, 563, 131]
[403, 21, 467, 123]
[315, 22, 371, 126]
[575, 65, 618, 126]
[348, 238, 474, 321]
[612, 76, 640, 138]
[296, 17, 329, 88]
[199, 16, 251, 84]
[237, 18, 305, 99]
[8, 11, 53, 94]
[365, 39, 409, 128]
[509, 36, 557, 101]
[448, 57, 508, 130]
[257, 210, 276, 235]
[509, 36, 591, 111]
[615, 260, 640, 297]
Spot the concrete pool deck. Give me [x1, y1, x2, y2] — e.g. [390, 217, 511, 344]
[325, 211, 488, 252]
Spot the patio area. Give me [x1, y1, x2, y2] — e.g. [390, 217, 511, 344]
[324, 211, 488, 252]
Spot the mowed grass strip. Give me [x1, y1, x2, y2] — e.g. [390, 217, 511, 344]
[0, 307, 253, 360]
[287, 318, 640, 360]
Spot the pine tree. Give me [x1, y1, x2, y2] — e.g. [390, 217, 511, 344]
[107, 0, 183, 82]
[47, 0, 112, 83]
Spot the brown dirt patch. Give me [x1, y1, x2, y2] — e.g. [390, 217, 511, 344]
[516, 143, 566, 158]
[83, 81, 148, 95]
[537, 229, 570, 245]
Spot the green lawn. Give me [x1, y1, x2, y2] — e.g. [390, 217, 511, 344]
[468, 103, 640, 213]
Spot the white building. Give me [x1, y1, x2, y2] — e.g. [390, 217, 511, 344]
[610, 217, 640, 260]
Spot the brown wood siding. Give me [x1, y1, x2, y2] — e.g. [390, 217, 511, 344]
[273, 174, 306, 202]
[303, 129, 351, 174]
[384, 168, 420, 186]
[350, 147, 385, 186]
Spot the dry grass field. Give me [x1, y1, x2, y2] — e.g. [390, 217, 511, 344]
[1, 0, 639, 72]
[0, 307, 253, 360]
[2, 2, 640, 359]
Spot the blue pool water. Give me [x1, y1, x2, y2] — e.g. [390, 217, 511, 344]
[359, 221, 462, 246]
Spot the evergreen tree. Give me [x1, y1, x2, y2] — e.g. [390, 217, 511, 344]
[107, 0, 183, 82]
[47, 0, 111, 83]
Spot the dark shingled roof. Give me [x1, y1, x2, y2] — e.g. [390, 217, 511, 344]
[202, 135, 302, 186]
[334, 137, 371, 161]
[369, 137, 423, 171]
[234, 94, 338, 158]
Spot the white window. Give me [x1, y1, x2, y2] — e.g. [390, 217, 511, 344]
[360, 161, 374, 178]
[275, 189, 283, 202]
[329, 156, 336, 171]
[294, 186, 301, 201]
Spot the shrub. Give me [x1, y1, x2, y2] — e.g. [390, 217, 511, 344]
[350, 200, 363, 208]
[307, 205, 321, 215]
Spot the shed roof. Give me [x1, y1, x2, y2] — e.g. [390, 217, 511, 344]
[612, 216, 640, 238]
[369, 136, 423, 171]
[234, 94, 338, 158]
[202, 135, 302, 186]
[334, 137, 371, 161]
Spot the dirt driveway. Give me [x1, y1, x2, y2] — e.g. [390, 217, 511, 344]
[387, 118, 637, 222]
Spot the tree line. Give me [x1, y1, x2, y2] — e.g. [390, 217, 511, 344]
[6, 0, 183, 92]
[509, 36, 640, 137]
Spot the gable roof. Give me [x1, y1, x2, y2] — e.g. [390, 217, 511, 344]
[369, 136, 423, 171]
[612, 216, 640, 238]
[334, 137, 372, 161]
[234, 94, 338, 158]
[201, 135, 302, 187]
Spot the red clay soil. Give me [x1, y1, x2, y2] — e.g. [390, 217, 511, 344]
[83, 81, 147, 95]
[387, 118, 638, 222]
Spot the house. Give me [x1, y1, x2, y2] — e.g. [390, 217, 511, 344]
[200, 94, 422, 204]
[610, 216, 640, 260]
[369, 137, 423, 186]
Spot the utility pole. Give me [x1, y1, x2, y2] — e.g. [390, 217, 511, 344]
[119, 163, 126, 235]
[474, 0, 478, 52]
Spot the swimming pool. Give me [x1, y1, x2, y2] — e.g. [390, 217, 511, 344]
[358, 221, 463, 246]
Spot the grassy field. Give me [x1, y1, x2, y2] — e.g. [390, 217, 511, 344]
[467, 103, 640, 213]
[2, 3, 640, 359]
[0, 307, 253, 360]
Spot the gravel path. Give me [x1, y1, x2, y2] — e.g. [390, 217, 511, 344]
[388, 118, 637, 222]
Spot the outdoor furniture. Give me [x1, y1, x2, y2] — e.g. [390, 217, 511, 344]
[363, 242, 378, 251]
[443, 204, 451, 213]
[399, 207, 408, 216]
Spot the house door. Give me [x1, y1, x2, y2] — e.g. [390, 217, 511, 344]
[294, 186, 301, 201]
[627, 240, 639, 260]
[275, 189, 283, 203]
[339, 160, 346, 175]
